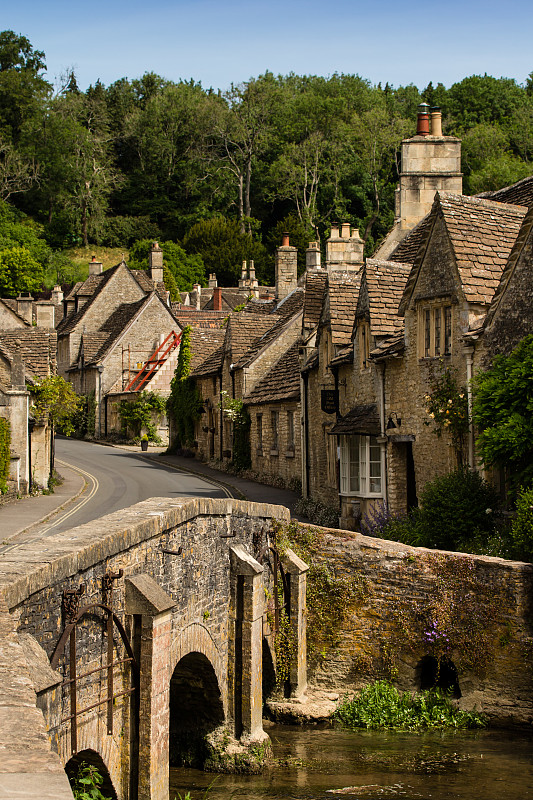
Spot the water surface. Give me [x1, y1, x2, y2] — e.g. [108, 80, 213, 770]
[170, 724, 533, 799]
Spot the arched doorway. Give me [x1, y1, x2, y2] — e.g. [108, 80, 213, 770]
[65, 748, 117, 800]
[169, 651, 225, 768]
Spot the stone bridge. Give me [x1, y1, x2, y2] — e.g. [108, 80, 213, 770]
[0, 497, 308, 800]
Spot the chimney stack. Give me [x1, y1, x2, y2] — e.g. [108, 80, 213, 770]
[325, 223, 363, 271]
[208, 273, 218, 288]
[89, 255, 103, 275]
[416, 103, 430, 136]
[192, 283, 201, 310]
[35, 302, 55, 328]
[213, 286, 222, 311]
[275, 233, 298, 300]
[51, 284, 64, 305]
[306, 241, 321, 270]
[16, 295, 33, 325]
[149, 241, 164, 284]
[341, 222, 351, 239]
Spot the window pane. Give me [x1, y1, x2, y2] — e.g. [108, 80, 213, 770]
[444, 307, 452, 355]
[434, 308, 441, 356]
[424, 309, 431, 357]
[369, 436, 382, 494]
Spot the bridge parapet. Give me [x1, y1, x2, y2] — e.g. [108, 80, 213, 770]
[0, 496, 296, 800]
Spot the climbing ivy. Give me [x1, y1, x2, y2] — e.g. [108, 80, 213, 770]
[0, 417, 10, 493]
[119, 391, 166, 442]
[219, 391, 251, 471]
[167, 326, 204, 448]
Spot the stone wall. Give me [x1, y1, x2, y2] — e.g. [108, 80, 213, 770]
[248, 399, 301, 486]
[304, 526, 533, 726]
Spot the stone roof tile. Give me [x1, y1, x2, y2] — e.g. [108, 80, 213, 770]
[0, 329, 57, 379]
[244, 343, 300, 405]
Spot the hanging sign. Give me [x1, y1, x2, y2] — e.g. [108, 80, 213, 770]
[321, 389, 339, 414]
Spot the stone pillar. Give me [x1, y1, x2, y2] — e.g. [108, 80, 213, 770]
[125, 575, 175, 800]
[280, 548, 308, 697]
[229, 545, 264, 740]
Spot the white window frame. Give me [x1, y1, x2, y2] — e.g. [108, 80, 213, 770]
[339, 434, 384, 498]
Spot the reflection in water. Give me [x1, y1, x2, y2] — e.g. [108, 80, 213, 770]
[170, 724, 533, 799]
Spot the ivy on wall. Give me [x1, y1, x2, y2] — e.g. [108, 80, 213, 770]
[0, 417, 10, 493]
[119, 391, 166, 442]
[167, 326, 204, 448]
[219, 390, 251, 472]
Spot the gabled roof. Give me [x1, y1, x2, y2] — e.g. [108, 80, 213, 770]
[370, 331, 405, 361]
[244, 342, 300, 405]
[398, 193, 528, 314]
[0, 329, 57, 379]
[388, 214, 434, 265]
[359, 260, 411, 337]
[0, 298, 30, 327]
[226, 313, 280, 366]
[191, 343, 225, 377]
[479, 175, 533, 209]
[329, 403, 380, 436]
[57, 265, 121, 335]
[171, 307, 227, 328]
[189, 328, 226, 372]
[84, 297, 149, 365]
[325, 277, 361, 347]
[303, 271, 327, 330]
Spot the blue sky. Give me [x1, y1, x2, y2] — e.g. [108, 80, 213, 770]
[4, 0, 532, 92]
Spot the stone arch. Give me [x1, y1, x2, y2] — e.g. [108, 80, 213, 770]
[65, 748, 117, 800]
[416, 655, 461, 698]
[169, 650, 225, 768]
[170, 622, 225, 711]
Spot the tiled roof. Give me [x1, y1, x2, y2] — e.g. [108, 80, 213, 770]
[327, 278, 361, 346]
[388, 214, 433, 264]
[0, 329, 57, 379]
[244, 343, 300, 405]
[64, 281, 84, 302]
[84, 298, 148, 364]
[227, 314, 280, 366]
[0, 299, 30, 327]
[330, 346, 353, 366]
[234, 305, 302, 370]
[191, 343, 225, 377]
[243, 298, 277, 315]
[329, 403, 380, 435]
[370, 331, 405, 361]
[130, 270, 167, 299]
[171, 307, 227, 328]
[274, 288, 305, 320]
[202, 289, 250, 311]
[364, 260, 411, 336]
[303, 271, 328, 330]
[57, 265, 120, 335]
[190, 328, 226, 371]
[479, 175, 533, 209]
[439, 193, 527, 305]
[398, 193, 528, 313]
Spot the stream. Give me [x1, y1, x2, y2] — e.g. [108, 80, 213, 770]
[169, 724, 533, 799]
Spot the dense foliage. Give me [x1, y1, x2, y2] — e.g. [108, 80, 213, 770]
[118, 390, 166, 442]
[472, 334, 533, 491]
[362, 469, 500, 554]
[69, 762, 111, 800]
[167, 326, 204, 448]
[1, 29, 532, 292]
[29, 375, 80, 435]
[334, 681, 486, 730]
[0, 416, 10, 492]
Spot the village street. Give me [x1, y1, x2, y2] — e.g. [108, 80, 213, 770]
[0, 437, 233, 544]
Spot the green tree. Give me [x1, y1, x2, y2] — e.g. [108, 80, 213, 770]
[0, 30, 50, 144]
[472, 335, 533, 490]
[128, 238, 205, 292]
[182, 217, 268, 285]
[0, 245, 42, 296]
[29, 376, 80, 436]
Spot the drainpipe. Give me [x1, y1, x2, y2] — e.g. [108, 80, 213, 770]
[96, 365, 104, 439]
[332, 366, 342, 517]
[301, 371, 310, 498]
[377, 362, 389, 507]
[463, 345, 475, 470]
[219, 374, 224, 461]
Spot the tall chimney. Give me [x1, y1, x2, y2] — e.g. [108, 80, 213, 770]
[275, 234, 298, 300]
[208, 273, 218, 288]
[239, 260, 247, 288]
[341, 222, 351, 239]
[430, 107, 443, 137]
[149, 241, 164, 284]
[89, 255, 103, 275]
[16, 295, 33, 325]
[192, 283, 201, 310]
[249, 260, 257, 287]
[306, 241, 321, 270]
[51, 284, 64, 305]
[213, 286, 222, 311]
[35, 302, 55, 328]
[416, 103, 430, 136]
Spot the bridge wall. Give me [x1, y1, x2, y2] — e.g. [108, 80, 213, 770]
[0, 497, 291, 800]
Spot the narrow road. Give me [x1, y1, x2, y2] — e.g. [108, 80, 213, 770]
[14, 438, 233, 541]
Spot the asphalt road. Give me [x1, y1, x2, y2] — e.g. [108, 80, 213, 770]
[47, 437, 232, 534]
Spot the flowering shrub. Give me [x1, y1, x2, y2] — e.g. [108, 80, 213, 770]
[218, 391, 251, 471]
[424, 364, 469, 465]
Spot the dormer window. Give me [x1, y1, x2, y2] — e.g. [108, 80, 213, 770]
[419, 303, 452, 358]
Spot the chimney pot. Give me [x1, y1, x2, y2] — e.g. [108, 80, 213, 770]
[330, 223, 340, 239]
[430, 108, 443, 137]
[416, 103, 430, 136]
[341, 222, 351, 239]
[89, 256, 103, 275]
[281, 232, 290, 247]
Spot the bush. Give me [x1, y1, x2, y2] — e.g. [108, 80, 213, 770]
[510, 486, 533, 561]
[334, 680, 486, 731]
[293, 497, 339, 528]
[0, 417, 10, 493]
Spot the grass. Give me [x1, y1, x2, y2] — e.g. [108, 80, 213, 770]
[334, 680, 486, 731]
[66, 246, 129, 274]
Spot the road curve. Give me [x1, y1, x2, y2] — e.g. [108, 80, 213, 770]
[46, 437, 233, 534]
